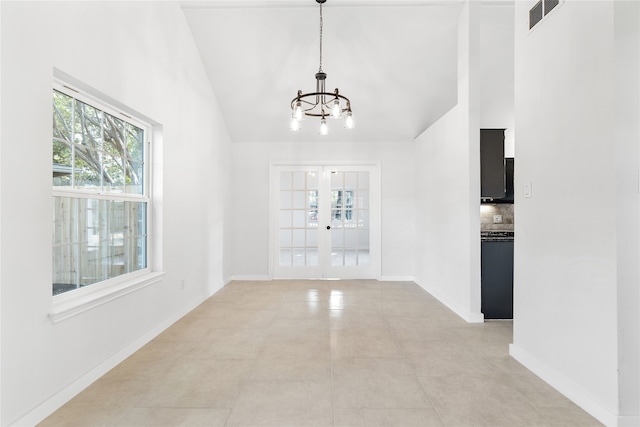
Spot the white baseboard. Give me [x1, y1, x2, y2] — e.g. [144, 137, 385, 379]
[227, 275, 271, 282]
[509, 343, 628, 427]
[378, 275, 416, 282]
[228, 276, 417, 283]
[12, 295, 210, 427]
[414, 278, 484, 323]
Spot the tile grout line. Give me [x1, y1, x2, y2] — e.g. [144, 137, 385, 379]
[221, 291, 269, 427]
[330, 308, 337, 427]
[38, 280, 602, 426]
[383, 290, 448, 427]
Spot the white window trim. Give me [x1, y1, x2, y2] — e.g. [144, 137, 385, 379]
[50, 271, 166, 323]
[51, 71, 164, 322]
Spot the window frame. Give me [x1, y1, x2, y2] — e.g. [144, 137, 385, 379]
[50, 79, 162, 322]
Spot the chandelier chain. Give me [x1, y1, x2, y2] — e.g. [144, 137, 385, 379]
[319, 1, 323, 72]
[289, 0, 354, 133]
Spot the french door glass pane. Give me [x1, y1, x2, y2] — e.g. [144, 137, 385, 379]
[278, 171, 319, 267]
[307, 249, 319, 266]
[293, 172, 305, 189]
[293, 248, 306, 266]
[279, 229, 292, 247]
[280, 249, 292, 266]
[293, 210, 306, 228]
[307, 229, 318, 246]
[330, 171, 370, 267]
[293, 191, 306, 209]
[359, 250, 370, 265]
[280, 172, 292, 190]
[280, 211, 292, 228]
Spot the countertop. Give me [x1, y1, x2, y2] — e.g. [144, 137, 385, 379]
[481, 231, 514, 242]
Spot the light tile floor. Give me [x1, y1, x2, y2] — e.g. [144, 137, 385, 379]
[39, 280, 603, 427]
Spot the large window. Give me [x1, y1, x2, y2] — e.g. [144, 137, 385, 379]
[52, 87, 150, 296]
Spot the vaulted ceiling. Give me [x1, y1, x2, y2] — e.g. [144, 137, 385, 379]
[181, 1, 465, 143]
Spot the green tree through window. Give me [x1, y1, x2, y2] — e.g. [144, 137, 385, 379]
[52, 88, 150, 295]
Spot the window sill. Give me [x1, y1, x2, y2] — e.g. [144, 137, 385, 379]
[50, 271, 165, 323]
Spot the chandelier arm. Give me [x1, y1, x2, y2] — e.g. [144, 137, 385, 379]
[291, 92, 352, 117]
[291, 97, 319, 110]
[292, 92, 351, 108]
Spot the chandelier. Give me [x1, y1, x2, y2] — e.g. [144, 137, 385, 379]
[289, 0, 354, 134]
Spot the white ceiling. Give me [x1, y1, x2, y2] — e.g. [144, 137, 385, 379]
[181, 1, 465, 143]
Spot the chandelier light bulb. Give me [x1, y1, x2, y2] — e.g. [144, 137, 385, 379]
[331, 99, 341, 119]
[345, 111, 355, 129]
[319, 117, 329, 135]
[294, 101, 304, 121]
[290, 117, 301, 132]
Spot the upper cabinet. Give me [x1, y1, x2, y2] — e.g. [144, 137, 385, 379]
[480, 129, 506, 200]
[502, 157, 514, 203]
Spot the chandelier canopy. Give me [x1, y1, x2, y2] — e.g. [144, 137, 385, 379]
[290, 0, 354, 134]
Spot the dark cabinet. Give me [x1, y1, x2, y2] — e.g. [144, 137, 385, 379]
[503, 158, 514, 203]
[481, 241, 514, 319]
[480, 129, 505, 199]
[492, 157, 514, 204]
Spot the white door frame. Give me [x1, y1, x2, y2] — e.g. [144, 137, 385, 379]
[269, 161, 381, 280]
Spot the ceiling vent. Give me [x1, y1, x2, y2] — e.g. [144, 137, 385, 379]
[529, 0, 561, 30]
[545, 0, 559, 15]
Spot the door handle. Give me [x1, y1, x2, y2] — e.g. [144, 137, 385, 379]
[326, 226, 331, 230]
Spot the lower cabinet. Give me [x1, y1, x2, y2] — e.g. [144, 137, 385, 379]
[481, 241, 514, 319]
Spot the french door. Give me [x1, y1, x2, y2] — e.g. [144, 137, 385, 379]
[270, 163, 380, 279]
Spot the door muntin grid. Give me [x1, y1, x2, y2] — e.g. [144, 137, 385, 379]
[279, 171, 319, 267]
[273, 165, 376, 278]
[330, 171, 370, 267]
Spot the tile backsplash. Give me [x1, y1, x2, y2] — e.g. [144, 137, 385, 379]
[480, 203, 514, 231]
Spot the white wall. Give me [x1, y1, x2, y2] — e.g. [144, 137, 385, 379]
[413, 2, 483, 323]
[412, 1, 512, 322]
[614, 2, 640, 419]
[0, 3, 3, 424]
[511, 1, 639, 425]
[614, 2, 640, 425]
[479, 4, 515, 133]
[479, 3, 515, 158]
[229, 141, 415, 280]
[0, 2, 231, 425]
